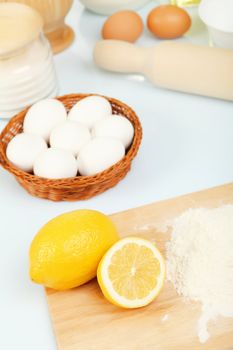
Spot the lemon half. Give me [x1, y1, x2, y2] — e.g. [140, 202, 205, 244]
[97, 237, 166, 308]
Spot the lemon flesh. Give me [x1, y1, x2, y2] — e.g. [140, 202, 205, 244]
[97, 237, 165, 308]
[29, 210, 119, 290]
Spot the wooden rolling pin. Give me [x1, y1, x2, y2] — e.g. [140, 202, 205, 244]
[93, 40, 233, 101]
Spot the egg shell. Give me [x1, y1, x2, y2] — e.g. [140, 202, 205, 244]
[102, 10, 143, 43]
[147, 5, 191, 39]
[6, 133, 47, 172]
[50, 120, 91, 157]
[33, 148, 78, 179]
[77, 137, 125, 176]
[68, 96, 112, 130]
[23, 98, 67, 142]
[92, 115, 134, 149]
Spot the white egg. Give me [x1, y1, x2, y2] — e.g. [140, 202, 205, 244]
[23, 99, 67, 142]
[68, 95, 112, 129]
[33, 148, 78, 179]
[77, 137, 125, 176]
[92, 115, 134, 149]
[6, 133, 47, 172]
[50, 121, 91, 157]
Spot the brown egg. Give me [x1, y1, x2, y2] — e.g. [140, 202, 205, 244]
[102, 11, 143, 43]
[147, 5, 191, 39]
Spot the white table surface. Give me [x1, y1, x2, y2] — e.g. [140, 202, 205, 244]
[0, 1, 233, 349]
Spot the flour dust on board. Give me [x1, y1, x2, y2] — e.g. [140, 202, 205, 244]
[166, 205, 233, 343]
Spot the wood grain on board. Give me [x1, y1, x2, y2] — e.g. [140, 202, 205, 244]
[46, 183, 233, 350]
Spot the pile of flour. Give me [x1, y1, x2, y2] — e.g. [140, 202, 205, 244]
[166, 205, 233, 343]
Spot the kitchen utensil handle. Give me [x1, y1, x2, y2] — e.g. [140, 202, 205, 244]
[94, 40, 233, 101]
[93, 40, 148, 73]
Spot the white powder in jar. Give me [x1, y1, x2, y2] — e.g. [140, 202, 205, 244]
[166, 205, 233, 343]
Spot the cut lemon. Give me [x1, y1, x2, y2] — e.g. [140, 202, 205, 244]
[97, 237, 165, 308]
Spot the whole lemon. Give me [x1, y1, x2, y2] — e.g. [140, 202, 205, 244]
[29, 210, 119, 290]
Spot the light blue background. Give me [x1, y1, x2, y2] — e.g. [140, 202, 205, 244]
[0, 1, 232, 349]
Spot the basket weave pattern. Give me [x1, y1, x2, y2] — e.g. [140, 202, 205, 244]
[0, 94, 142, 201]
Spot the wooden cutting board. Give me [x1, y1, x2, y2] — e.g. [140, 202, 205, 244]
[46, 183, 233, 350]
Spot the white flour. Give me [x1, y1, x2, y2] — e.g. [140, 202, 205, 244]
[166, 205, 233, 343]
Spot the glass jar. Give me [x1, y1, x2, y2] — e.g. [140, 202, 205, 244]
[0, 3, 58, 119]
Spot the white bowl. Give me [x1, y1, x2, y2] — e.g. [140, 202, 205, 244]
[199, 0, 233, 49]
[80, 0, 151, 15]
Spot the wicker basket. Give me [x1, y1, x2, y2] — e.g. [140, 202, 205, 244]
[0, 93, 142, 201]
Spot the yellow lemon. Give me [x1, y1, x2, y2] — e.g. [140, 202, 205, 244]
[97, 237, 165, 308]
[29, 210, 119, 290]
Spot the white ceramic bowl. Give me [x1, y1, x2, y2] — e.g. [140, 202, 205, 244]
[80, 0, 151, 15]
[199, 0, 233, 49]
